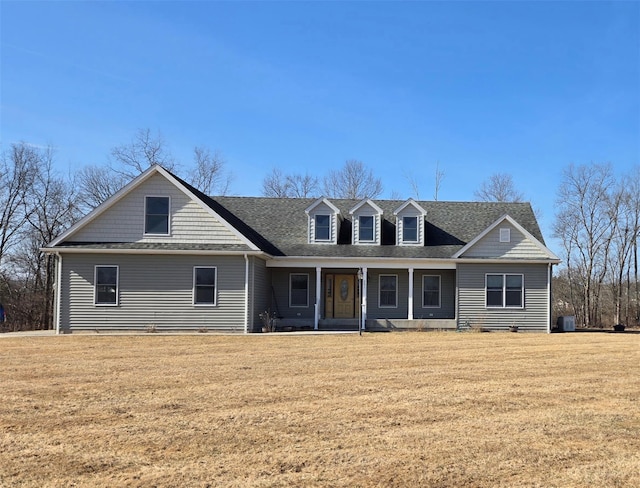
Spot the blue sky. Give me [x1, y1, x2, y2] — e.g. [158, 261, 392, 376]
[2, 1, 639, 254]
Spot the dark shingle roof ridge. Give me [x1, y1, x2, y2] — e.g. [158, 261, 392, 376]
[164, 169, 283, 255]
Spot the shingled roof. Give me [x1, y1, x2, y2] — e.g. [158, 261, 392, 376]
[211, 196, 544, 259]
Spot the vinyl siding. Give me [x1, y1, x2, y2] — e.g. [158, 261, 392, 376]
[462, 222, 547, 259]
[413, 270, 456, 319]
[366, 269, 409, 319]
[71, 173, 244, 245]
[457, 263, 550, 331]
[250, 257, 270, 331]
[59, 253, 246, 332]
[270, 268, 317, 319]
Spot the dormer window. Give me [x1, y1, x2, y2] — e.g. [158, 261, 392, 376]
[305, 198, 341, 244]
[402, 216, 418, 243]
[394, 199, 427, 246]
[145, 196, 170, 235]
[359, 216, 374, 242]
[315, 215, 331, 241]
[350, 199, 383, 246]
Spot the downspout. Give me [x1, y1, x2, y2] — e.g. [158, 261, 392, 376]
[244, 254, 249, 334]
[408, 268, 414, 320]
[55, 252, 62, 335]
[547, 263, 552, 334]
[315, 267, 321, 330]
[361, 267, 368, 331]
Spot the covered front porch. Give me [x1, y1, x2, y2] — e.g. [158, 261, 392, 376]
[266, 260, 457, 332]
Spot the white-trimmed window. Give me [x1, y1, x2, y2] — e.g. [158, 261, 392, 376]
[194, 267, 217, 305]
[422, 275, 441, 308]
[486, 274, 523, 308]
[145, 196, 170, 235]
[379, 274, 398, 308]
[95, 265, 118, 305]
[359, 215, 375, 242]
[500, 228, 511, 243]
[290, 273, 309, 307]
[315, 215, 331, 241]
[402, 216, 418, 243]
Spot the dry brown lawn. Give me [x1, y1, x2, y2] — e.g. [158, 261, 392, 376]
[1, 331, 639, 487]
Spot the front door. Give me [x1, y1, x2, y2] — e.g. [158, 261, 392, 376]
[333, 274, 355, 318]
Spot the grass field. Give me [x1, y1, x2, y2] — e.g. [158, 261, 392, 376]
[1, 332, 639, 487]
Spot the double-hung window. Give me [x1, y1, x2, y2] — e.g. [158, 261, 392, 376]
[145, 196, 170, 235]
[379, 274, 398, 308]
[194, 267, 217, 305]
[486, 274, 523, 308]
[290, 273, 309, 307]
[315, 215, 330, 241]
[359, 215, 374, 242]
[95, 265, 118, 305]
[422, 275, 441, 308]
[403, 216, 418, 243]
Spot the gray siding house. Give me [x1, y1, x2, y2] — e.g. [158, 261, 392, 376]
[45, 165, 560, 333]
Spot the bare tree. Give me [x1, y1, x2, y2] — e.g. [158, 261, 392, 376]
[475, 172, 524, 202]
[187, 146, 232, 195]
[434, 161, 445, 201]
[110, 128, 176, 178]
[323, 160, 383, 199]
[77, 165, 128, 210]
[24, 150, 81, 328]
[262, 168, 319, 198]
[0, 143, 38, 268]
[262, 168, 290, 197]
[553, 163, 617, 327]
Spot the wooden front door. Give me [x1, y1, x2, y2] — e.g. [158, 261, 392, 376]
[325, 274, 355, 319]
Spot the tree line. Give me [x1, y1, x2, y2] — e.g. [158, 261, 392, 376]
[0, 129, 633, 330]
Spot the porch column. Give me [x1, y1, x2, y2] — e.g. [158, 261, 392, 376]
[408, 267, 414, 320]
[314, 266, 321, 330]
[361, 267, 368, 330]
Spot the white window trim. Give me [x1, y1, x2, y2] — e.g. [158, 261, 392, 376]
[358, 215, 376, 243]
[500, 228, 511, 243]
[402, 216, 419, 243]
[313, 214, 332, 243]
[289, 273, 310, 308]
[422, 274, 441, 308]
[144, 195, 171, 236]
[193, 266, 217, 306]
[379, 274, 398, 308]
[485, 273, 524, 309]
[94, 265, 119, 306]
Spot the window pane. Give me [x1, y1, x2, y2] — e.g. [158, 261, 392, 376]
[95, 266, 117, 304]
[194, 267, 216, 304]
[196, 267, 216, 286]
[505, 275, 523, 307]
[146, 196, 169, 214]
[380, 275, 397, 307]
[423, 276, 440, 307]
[97, 267, 117, 285]
[145, 197, 169, 234]
[403, 216, 418, 242]
[196, 287, 215, 304]
[290, 274, 308, 307]
[146, 215, 169, 234]
[315, 215, 330, 240]
[486, 274, 503, 307]
[359, 216, 374, 241]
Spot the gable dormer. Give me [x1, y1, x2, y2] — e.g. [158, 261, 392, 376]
[349, 199, 383, 245]
[305, 198, 341, 244]
[393, 199, 427, 246]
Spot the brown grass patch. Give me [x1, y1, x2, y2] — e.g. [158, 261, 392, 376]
[1, 332, 639, 487]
